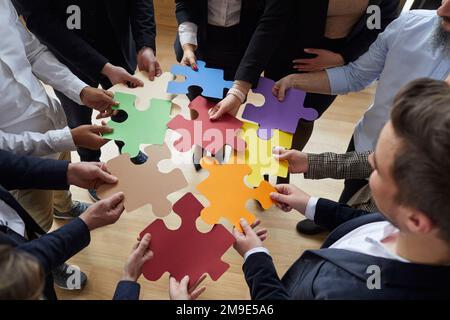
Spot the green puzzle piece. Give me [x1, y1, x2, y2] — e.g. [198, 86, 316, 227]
[103, 92, 172, 157]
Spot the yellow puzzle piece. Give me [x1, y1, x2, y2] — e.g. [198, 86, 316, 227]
[231, 122, 293, 187]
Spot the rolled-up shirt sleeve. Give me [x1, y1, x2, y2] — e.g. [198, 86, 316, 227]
[178, 22, 198, 47]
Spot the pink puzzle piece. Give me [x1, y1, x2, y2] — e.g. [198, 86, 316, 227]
[167, 96, 246, 154]
[139, 193, 235, 288]
[242, 77, 319, 139]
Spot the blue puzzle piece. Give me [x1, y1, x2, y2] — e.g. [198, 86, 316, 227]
[167, 61, 233, 99]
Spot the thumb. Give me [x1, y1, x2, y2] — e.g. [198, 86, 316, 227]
[107, 192, 125, 208]
[135, 233, 152, 256]
[96, 167, 118, 184]
[272, 147, 289, 159]
[209, 105, 224, 121]
[239, 218, 254, 236]
[304, 48, 323, 55]
[276, 81, 288, 102]
[270, 190, 291, 206]
[189, 56, 198, 71]
[125, 73, 144, 87]
[93, 125, 114, 135]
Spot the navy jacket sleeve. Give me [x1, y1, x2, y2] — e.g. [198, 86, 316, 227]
[243, 252, 290, 300]
[339, 0, 400, 63]
[130, 0, 157, 52]
[0, 150, 69, 191]
[13, 0, 109, 82]
[314, 198, 373, 231]
[113, 281, 141, 300]
[175, 0, 203, 25]
[16, 218, 91, 274]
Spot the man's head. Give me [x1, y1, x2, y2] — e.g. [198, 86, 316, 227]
[0, 245, 44, 299]
[369, 78, 450, 245]
[434, 0, 450, 54]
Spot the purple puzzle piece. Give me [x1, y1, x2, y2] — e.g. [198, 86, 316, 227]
[242, 77, 319, 139]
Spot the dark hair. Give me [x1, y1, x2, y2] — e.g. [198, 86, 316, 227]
[0, 245, 44, 300]
[391, 78, 450, 243]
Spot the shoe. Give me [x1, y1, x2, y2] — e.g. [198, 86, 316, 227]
[296, 219, 326, 235]
[193, 154, 202, 172]
[88, 189, 99, 202]
[131, 151, 148, 165]
[52, 263, 87, 290]
[53, 201, 90, 220]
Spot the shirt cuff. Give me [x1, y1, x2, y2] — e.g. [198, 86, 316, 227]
[68, 78, 88, 105]
[244, 247, 270, 262]
[305, 196, 319, 221]
[178, 22, 198, 47]
[47, 126, 76, 153]
[325, 67, 350, 95]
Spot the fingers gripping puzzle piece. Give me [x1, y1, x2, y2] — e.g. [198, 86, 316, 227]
[102, 92, 172, 157]
[196, 157, 276, 232]
[242, 77, 319, 139]
[167, 96, 246, 155]
[139, 193, 235, 287]
[96, 143, 188, 216]
[233, 122, 293, 187]
[108, 71, 176, 110]
[167, 60, 233, 99]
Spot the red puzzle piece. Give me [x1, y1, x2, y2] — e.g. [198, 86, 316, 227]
[139, 193, 235, 287]
[167, 96, 246, 154]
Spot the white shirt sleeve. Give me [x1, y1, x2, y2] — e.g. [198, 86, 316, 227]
[0, 126, 76, 157]
[244, 247, 270, 262]
[305, 197, 319, 221]
[14, 10, 87, 105]
[178, 22, 198, 48]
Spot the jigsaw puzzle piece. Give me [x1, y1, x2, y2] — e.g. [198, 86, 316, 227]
[167, 60, 233, 99]
[197, 157, 276, 231]
[103, 92, 172, 157]
[242, 77, 319, 138]
[140, 193, 234, 287]
[235, 122, 293, 187]
[168, 96, 246, 154]
[96, 143, 188, 216]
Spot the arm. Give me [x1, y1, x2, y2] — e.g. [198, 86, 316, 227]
[339, 0, 400, 63]
[130, 0, 157, 52]
[305, 151, 372, 180]
[13, 0, 109, 84]
[113, 281, 141, 300]
[0, 150, 69, 191]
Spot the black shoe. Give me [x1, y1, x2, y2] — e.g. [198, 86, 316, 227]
[296, 219, 326, 235]
[131, 151, 148, 165]
[88, 188, 100, 202]
[193, 154, 202, 172]
[52, 263, 87, 290]
[53, 201, 90, 220]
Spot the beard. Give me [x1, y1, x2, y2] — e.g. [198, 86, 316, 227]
[432, 17, 450, 56]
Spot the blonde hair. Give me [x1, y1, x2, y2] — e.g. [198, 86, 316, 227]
[0, 245, 45, 300]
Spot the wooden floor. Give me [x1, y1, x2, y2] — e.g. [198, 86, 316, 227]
[53, 24, 374, 300]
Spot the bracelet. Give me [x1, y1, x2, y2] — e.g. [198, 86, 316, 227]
[227, 87, 246, 103]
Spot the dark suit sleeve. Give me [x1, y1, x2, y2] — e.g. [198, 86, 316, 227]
[130, 0, 157, 52]
[0, 150, 69, 191]
[16, 218, 90, 274]
[314, 198, 373, 231]
[112, 281, 141, 300]
[339, 0, 400, 63]
[175, 0, 202, 25]
[243, 252, 290, 300]
[234, 0, 290, 85]
[13, 0, 109, 82]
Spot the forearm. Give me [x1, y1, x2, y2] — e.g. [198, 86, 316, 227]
[131, 0, 157, 52]
[112, 281, 141, 300]
[290, 71, 332, 94]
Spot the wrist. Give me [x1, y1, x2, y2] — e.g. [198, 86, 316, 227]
[101, 63, 113, 77]
[227, 88, 246, 104]
[66, 163, 75, 185]
[182, 43, 196, 52]
[121, 273, 137, 282]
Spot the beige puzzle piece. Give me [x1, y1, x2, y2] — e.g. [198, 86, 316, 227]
[108, 71, 176, 110]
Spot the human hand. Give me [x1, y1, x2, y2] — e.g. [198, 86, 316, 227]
[101, 63, 144, 88]
[293, 49, 345, 72]
[122, 233, 154, 282]
[79, 192, 125, 231]
[67, 162, 117, 189]
[71, 125, 112, 150]
[232, 219, 268, 258]
[137, 47, 162, 81]
[272, 74, 297, 101]
[273, 147, 308, 174]
[270, 184, 311, 214]
[181, 44, 198, 71]
[208, 94, 241, 121]
[169, 274, 207, 300]
[80, 86, 119, 118]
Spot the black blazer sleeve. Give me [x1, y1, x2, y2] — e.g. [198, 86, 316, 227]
[16, 218, 91, 274]
[112, 281, 141, 300]
[235, 0, 290, 85]
[175, 0, 203, 25]
[0, 150, 69, 191]
[13, 0, 109, 82]
[130, 0, 157, 52]
[339, 0, 400, 63]
[314, 198, 373, 231]
[243, 252, 290, 300]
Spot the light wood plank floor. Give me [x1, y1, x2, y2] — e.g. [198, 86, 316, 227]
[53, 25, 374, 300]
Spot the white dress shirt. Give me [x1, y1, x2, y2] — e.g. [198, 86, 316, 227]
[178, 0, 242, 47]
[0, 200, 25, 237]
[0, 0, 87, 157]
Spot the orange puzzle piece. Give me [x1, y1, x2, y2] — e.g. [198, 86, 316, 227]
[96, 143, 188, 216]
[196, 157, 276, 231]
